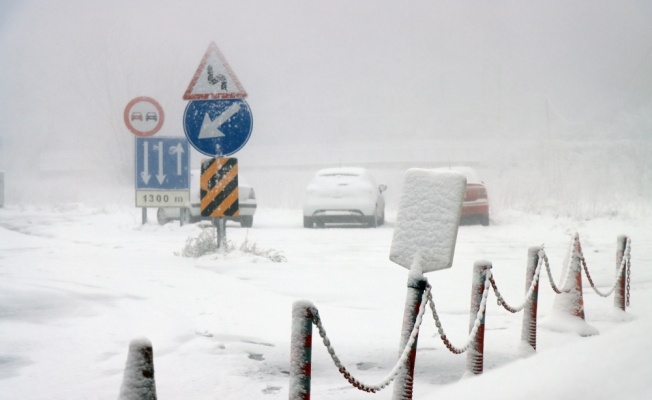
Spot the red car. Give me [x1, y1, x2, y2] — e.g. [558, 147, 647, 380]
[462, 180, 490, 226]
[437, 167, 490, 226]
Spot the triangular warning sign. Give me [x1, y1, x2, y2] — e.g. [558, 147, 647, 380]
[183, 42, 248, 100]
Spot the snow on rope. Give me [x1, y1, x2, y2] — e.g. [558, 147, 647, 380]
[427, 270, 491, 354]
[299, 234, 632, 393]
[309, 284, 431, 393]
[489, 234, 632, 313]
[577, 236, 632, 299]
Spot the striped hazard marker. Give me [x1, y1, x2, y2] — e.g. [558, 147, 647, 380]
[200, 157, 239, 217]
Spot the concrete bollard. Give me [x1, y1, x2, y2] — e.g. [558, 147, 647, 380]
[118, 337, 157, 400]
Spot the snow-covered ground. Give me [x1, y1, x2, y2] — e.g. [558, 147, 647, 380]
[0, 204, 650, 400]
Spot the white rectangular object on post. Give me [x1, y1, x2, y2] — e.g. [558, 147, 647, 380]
[389, 169, 466, 273]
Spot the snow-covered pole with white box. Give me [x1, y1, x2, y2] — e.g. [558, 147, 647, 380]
[389, 168, 466, 400]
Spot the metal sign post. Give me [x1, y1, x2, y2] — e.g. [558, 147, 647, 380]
[134, 137, 190, 226]
[182, 41, 253, 242]
[124, 96, 174, 225]
[389, 169, 466, 400]
[212, 217, 227, 249]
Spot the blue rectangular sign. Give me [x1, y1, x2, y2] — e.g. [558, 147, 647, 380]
[135, 137, 190, 190]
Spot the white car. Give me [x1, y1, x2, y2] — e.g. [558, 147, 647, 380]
[157, 170, 257, 227]
[303, 167, 387, 228]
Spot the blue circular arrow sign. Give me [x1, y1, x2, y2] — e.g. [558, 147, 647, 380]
[183, 99, 253, 157]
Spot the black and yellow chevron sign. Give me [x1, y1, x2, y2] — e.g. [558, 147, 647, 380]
[200, 157, 239, 217]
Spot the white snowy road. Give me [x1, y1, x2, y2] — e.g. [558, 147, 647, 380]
[0, 205, 650, 399]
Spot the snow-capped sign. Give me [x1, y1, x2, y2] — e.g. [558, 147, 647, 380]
[183, 42, 248, 100]
[389, 169, 466, 273]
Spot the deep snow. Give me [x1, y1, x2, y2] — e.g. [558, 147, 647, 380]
[0, 205, 650, 400]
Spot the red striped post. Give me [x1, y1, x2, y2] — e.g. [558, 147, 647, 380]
[289, 301, 314, 400]
[550, 234, 598, 336]
[467, 261, 490, 375]
[572, 237, 587, 320]
[392, 273, 427, 400]
[521, 247, 541, 351]
[614, 235, 628, 311]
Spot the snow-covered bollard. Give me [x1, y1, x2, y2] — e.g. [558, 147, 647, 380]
[118, 337, 157, 400]
[520, 246, 542, 352]
[614, 235, 629, 311]
[547, 233, 598, 336]
[466, 261, 490, 375]
[289, 301, 315, 400]
[391, 268, 428, 400]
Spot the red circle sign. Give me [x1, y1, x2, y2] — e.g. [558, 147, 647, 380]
[124, 96, 165, 137]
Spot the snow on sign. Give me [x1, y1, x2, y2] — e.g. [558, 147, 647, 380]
[390, 169, 466, 273]
[124, 97, 165, 137]
[183, 42, 248, 100]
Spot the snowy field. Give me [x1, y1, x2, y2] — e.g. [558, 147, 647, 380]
[0, 204, 650, 400]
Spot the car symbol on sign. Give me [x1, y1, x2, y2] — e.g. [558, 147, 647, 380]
[146, 112, 158, 121]
[131, 112, 143, 121]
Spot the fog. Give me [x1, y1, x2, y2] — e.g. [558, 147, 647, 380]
[1, 0, 651, 218]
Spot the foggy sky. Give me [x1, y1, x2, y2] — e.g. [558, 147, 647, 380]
[0, 0, 651, 208]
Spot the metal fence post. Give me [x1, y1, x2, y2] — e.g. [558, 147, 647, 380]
[289, 301, 314, 400]
[615, 235, 628, 311]
[521, 247, 541, 351]
[467, 261, 489, 375]
[391, 273, 427, 400]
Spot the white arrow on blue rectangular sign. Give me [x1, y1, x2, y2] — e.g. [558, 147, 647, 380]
[135, 137, 189, 190]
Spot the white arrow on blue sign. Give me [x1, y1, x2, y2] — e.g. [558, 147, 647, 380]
[135, 137, 189, 190]
[183, 99, 253, 157]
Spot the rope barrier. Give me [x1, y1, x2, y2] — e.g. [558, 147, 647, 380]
[428, 271, 491, 354]
[578, 236, 632, 299]
[489, 254, 544, 313]
[289, 234, 633, 399]
[309, 284, 432, 393]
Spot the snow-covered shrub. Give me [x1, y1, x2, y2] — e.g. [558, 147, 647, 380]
[239, 237, 287, 263]
[176, 228, 223, 258]
[176, 228, 286, 262]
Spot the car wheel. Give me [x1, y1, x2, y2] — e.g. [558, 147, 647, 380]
[303, 217, 313, 228]
[367, 214, 378, 228]
[379, 210, 385, 226]
[480, 215, 490, 226]
[156, 208, 169, 225]
[315, 220, 325, 228]
[240, 216, 253, 228]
